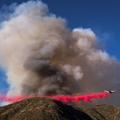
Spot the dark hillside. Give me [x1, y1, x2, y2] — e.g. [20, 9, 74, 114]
[0, 98, 120, 120]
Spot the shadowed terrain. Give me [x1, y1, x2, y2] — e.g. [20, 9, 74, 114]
[0, 98, 120, 120]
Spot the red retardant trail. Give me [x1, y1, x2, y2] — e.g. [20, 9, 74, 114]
[0, 91, 110, 103]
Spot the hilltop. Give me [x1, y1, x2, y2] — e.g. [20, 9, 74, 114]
[0, 98, 120, 120]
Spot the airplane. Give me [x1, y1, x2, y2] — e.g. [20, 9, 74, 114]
[104, 90, 116, 94]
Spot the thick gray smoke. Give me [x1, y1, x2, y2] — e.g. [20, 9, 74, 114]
[0, 1, 120, 104]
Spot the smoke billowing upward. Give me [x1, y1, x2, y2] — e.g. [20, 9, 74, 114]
[0, 1, 120, 104]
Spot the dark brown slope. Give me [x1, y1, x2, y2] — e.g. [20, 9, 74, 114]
[75, 102, 120, 120]
[0, 98, 120, 120]
[0, 98, 92, 120]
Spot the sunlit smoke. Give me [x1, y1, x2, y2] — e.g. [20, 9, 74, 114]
[0, 1, 120, 105]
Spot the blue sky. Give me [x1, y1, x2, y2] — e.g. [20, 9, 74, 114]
[0, 0, 120, 93]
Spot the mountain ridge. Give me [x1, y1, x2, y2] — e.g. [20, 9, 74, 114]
[0, 98, 120, 120]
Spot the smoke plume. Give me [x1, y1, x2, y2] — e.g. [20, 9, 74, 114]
[0, 0, 120, 104]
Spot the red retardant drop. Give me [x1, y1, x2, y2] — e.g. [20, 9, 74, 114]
[0, 91, 110, 103]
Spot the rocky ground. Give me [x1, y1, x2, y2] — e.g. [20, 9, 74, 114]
[0, 98, 120, 120]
